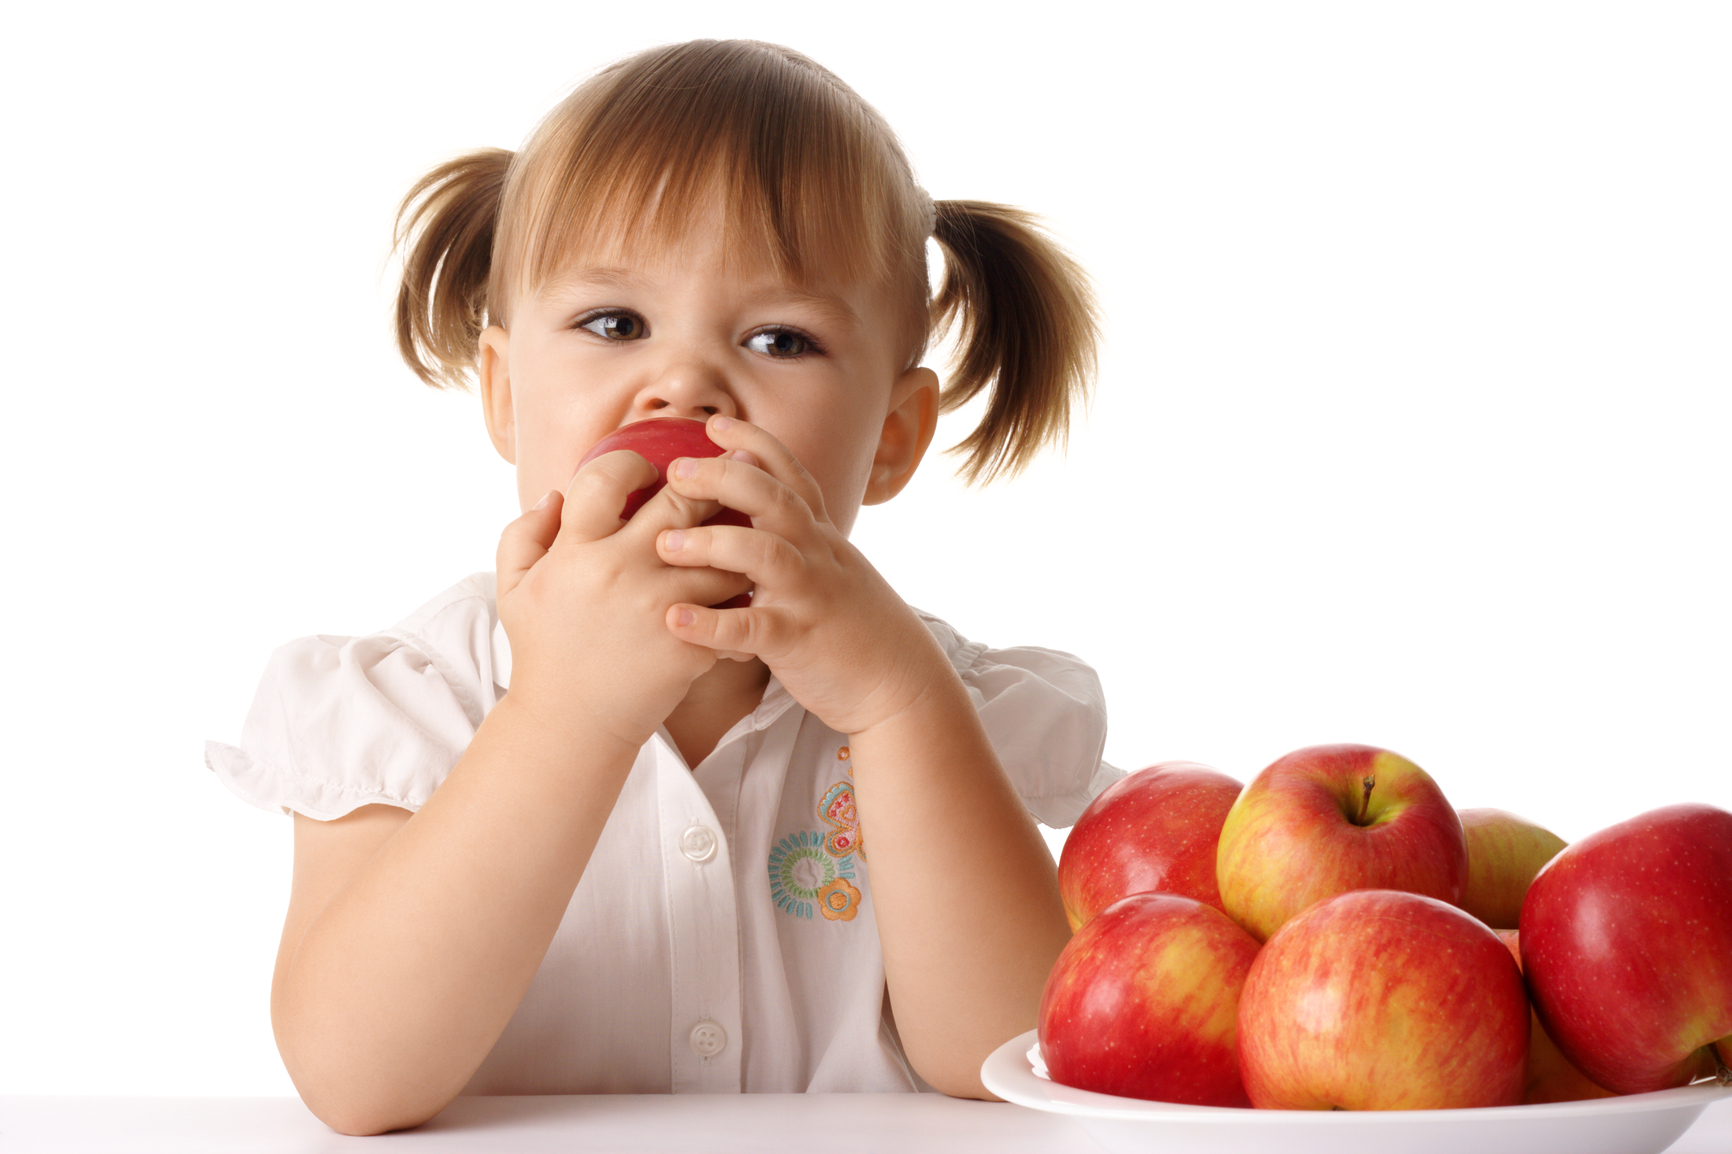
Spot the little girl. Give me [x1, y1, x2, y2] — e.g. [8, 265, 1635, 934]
[206, 39, 1116, 1135]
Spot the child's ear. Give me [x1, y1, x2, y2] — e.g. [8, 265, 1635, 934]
[478, 326, 516, 465]
[864, 367, 940, 505]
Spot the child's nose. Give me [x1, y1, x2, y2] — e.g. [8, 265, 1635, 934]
[632, 357, 739, 421]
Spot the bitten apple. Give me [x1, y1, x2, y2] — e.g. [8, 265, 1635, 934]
[1237, 889, 1528, 1110]
[1520, 803, 1732, 1094]
[1496, 930, 1616, 1104]
[1459, 808, 1567, 929]
[1039, 892, 1259, 1107]
[577, 417, 752, 528]
[1216, 744, 1468, 941]
[578, 417, 752, 608]
[1058, 761, 1243, 931]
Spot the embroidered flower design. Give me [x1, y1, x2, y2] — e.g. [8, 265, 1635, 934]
[768, 831, 857, 920]
[818, 780, 862, 859]
[817, 877, 862, 921]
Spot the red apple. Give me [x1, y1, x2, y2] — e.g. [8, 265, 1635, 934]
[1496, 929, 1617, 1104]
[577, 417, 752, 528]
[1057, 761, 1243, 931]
[578, 417, 752, 608]
[1237, 889, 1528, 1110]
[1038, 892, 1259, 1106]
[1459, 807, 1568, 929]
[1519, 803, 1732, 1094]
[1215, 744, 1468, 941]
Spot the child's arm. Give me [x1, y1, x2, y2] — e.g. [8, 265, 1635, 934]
[844, 643, 1073, 1098]
[659, 417, 1073, 1098]
[272, 453, 747, 1135]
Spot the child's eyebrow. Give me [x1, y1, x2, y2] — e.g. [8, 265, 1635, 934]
[543, 267, 860, 330]
[747, 287, 860, 331]
[544, 267, 648, 296]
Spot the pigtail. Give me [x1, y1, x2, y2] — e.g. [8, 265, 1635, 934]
[929, 200, 1100, 484]
[393, 148, 513, 389]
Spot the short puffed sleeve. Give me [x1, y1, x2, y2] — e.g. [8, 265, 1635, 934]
[204, 573, 502, 820]
[918, 611, 1121, 828]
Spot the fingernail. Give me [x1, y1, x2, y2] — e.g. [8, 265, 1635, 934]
[664, 529, 684, 552]
[710, 415, 734, 432]
[675, 608, 695, 626]
[672, 458, 696, 479]
[729, 450, 758, 466]
[533, 490, 557, 510]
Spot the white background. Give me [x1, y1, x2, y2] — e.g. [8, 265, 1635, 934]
[2, 1, 1726, 1096]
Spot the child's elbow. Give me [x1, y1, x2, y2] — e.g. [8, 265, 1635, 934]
[933, 1076, 998, 1101]
[274, 1008, 463, 1134]
[910, 1052, 998, 1101]
[282, 1045, 455, 1137]
[301, 1087, 446, 1138]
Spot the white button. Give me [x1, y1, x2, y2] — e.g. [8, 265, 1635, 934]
[689, 1019, 727, 1057]
[680, 824, 718, 863]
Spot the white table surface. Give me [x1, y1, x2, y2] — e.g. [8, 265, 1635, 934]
[2, 1094, 1729, 1154]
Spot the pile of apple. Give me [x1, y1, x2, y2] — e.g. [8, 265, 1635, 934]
[1040, 743, 1732, 1110]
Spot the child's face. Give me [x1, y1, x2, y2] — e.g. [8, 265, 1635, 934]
[477, 216, 936, 538]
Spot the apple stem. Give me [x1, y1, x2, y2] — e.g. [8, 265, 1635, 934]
[1358, 777, 1375, 826]
[1714, 1045, 1731, 1087]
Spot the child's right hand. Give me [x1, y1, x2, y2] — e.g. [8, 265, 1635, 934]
[494, 449, 751, 749]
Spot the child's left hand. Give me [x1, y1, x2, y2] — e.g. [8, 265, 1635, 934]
[655, 415, 949, 738]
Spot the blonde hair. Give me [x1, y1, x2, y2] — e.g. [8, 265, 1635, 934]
[395, 40, 1098, 483]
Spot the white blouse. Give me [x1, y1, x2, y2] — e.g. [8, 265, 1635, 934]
[205, 573, 1118, 1095]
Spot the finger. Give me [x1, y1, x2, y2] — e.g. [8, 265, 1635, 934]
[663, 453, 817, 543]
[557, 450, 660, 544]
[497, 489, 564, 597]
[665, 601, 785, 658]
[614, 469, 727, 543]
[657, 523, 802, 588]
[699, 415, 829, 521]
[660, 563, 753, 612]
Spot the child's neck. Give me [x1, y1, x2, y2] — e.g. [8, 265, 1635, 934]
[662, 657, 772, 770]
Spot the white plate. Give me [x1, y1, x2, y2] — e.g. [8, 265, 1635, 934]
[980, 1029, 1732, 1154]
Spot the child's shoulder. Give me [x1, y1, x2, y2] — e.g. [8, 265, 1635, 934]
[914, 608, 1104, 718]
[390, 571, 498, 636]
[911, 609, 1118, 828]
[205, 573, 501, 820]
[306, 570, 503, 721]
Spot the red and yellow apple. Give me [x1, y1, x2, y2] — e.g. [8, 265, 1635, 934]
[1519, 803, 1732, 1094]
[1495, 929, 1616, 1104]
[1216, 744, 1468, 941]
[1038, 892, 1259, 1107]
[1057, 761, 1243, 931]
[1459, 807, 1568, 929]
[1237, 889, 1528, 1110]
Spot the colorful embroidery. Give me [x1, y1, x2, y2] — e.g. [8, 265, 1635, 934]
[768, 830, 857, 920]
[817, 877, 861, 921]
[818, 780, 862, 859]
[768, 748, 866, 921]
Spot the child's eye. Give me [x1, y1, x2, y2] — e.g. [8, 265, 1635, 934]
[577, 310, 648, 341]
[744, 327, 820, 358]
